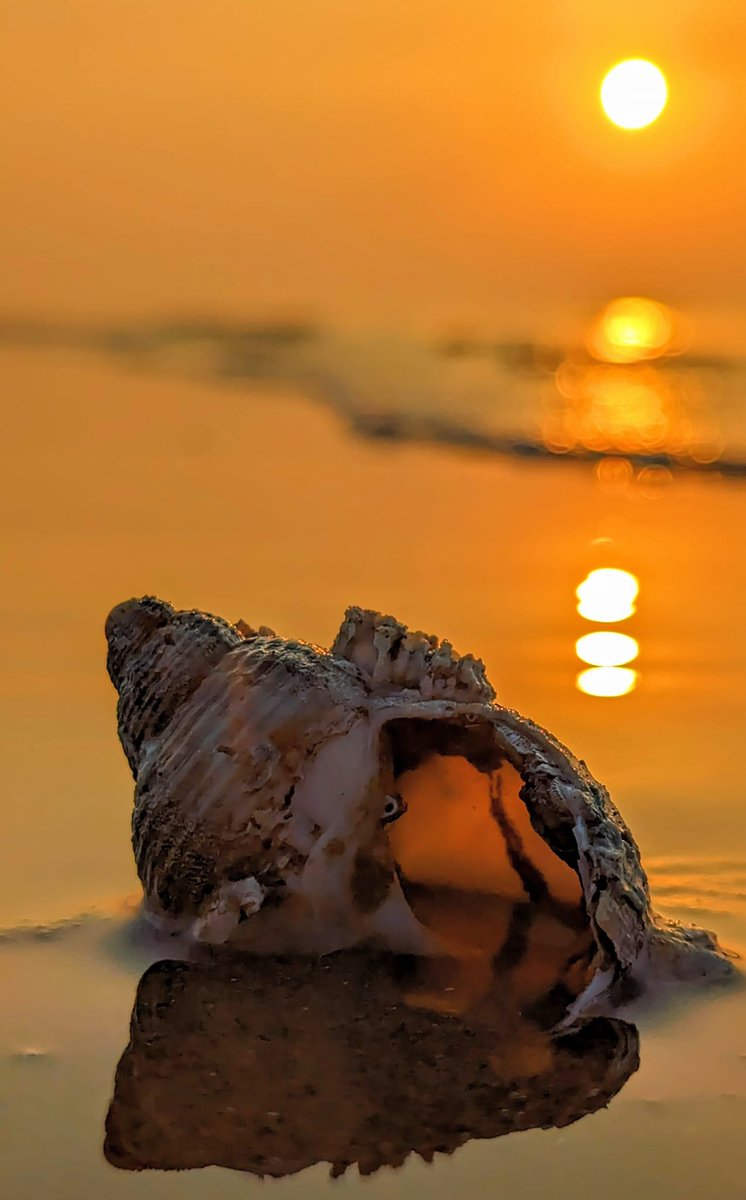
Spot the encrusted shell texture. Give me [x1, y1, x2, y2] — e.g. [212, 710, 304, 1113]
[106, 597, 734, 1006]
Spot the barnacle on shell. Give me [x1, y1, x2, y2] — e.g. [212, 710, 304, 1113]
[106, 596, 734, 1015]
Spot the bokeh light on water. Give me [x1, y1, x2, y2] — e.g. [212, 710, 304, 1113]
[586, 297, 675, 364]
[552, 362, 675, 453]
[543, 297, 725, 467]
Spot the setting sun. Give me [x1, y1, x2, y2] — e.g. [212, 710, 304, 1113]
[601, 59, 668, 130]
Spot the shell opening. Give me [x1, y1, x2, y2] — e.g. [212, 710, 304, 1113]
[382, 718, 593, 975]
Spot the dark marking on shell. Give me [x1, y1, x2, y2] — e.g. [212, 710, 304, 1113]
[324, 838, 347, 858]
[351, 847, 394, 914]
[489, 771, 549, 904]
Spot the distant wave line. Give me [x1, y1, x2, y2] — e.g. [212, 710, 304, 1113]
[346, 410, 746, 479]
[2, 316, 746, 479]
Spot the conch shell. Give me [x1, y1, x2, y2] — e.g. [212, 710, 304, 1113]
[105, 597, 733, 1014]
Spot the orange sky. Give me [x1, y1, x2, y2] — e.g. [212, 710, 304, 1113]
[1, 1, 745, 332]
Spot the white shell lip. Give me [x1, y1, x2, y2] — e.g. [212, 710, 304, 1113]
[105, 597, 736, 1016]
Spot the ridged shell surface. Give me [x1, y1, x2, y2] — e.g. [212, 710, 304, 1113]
[106, 596, 735, 1001]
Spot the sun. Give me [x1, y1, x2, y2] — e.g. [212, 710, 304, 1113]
[600, 59, 668, 130]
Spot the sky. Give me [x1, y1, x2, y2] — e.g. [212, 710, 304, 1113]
[1, 1, 745, 336]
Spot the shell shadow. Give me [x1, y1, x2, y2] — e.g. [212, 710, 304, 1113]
[104, 936, 640, 1179]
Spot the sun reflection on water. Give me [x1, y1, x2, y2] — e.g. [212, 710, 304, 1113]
[575, 568, 640, 698]
[587, 297, 675, 364]
[576, 666, 638, 698]
[548, 361, 684, 456]
[575, 631, 639, 667]
[576, 568, 638, 623]
[542, 297, 724, 467]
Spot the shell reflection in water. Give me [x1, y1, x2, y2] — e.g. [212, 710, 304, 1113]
[104, 943, 640, 1178]
[105, 596, 733, 1021]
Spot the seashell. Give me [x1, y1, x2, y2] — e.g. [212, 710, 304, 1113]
[104, 951, 640, 1178]
[105, 596, 734, 1012]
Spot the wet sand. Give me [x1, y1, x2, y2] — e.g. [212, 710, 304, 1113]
[1, 347, 745, 1197]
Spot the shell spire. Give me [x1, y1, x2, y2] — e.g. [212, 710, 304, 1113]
[106, 597, 244, 776]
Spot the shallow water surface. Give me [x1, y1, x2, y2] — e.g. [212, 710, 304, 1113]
[1, 348, 745, 1198]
